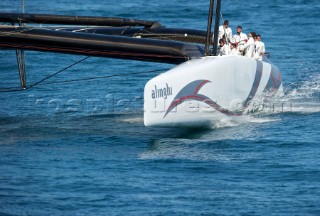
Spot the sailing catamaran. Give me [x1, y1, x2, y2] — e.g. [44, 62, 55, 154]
[0, 0, 283, 127]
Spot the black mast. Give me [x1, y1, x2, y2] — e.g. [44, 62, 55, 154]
[212, 0, 221, 56]
[205, 0, 214, 56]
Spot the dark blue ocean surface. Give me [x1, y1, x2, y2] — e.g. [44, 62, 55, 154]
[0, 0, 319, 215]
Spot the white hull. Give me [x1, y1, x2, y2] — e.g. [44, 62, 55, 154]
[144, 55, 283, 127]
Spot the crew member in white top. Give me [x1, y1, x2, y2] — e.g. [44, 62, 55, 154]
[218, 39, 230, 56]
[241, 32, 256, 58]
[218, 20, 232, 43]
[233, 25, 248, 52]
[229, 43, 240, 56]
[253, 34, 266, 60]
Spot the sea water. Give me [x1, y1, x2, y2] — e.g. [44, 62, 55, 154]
[0, 0, 319, 215]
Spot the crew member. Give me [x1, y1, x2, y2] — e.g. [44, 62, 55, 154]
[219, 20, 232, 43]
[254, 34, 266, 60]
[241, 32, 256, 58]
[229, 43, 240, 56]
[233, 25, 248, 52]
[218, 39, 230, 56]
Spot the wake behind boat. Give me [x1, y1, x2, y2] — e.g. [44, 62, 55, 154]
[0, 0, 283, 127]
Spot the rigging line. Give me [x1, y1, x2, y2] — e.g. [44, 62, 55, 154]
[36, 68, 168, 85]
[0, 68, 168, 92]
[28, 56, 91, 89]
[0, 56, 90, 93]
[220, 12, 224, 23]
[22, 0, 24, 14]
